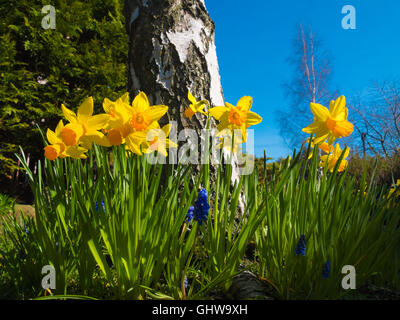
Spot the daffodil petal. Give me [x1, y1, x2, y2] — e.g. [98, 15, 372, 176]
[241, 125, 248, 143]
[302, 121, 323, 134]
[132, 92, 150, 113]
[61, 104, 77, 123]
[146, 105, 168, 122]
[209, 106, 228, 120]
[146, 128, 163, 141]
[330, 96, 346, 119]
[189, 104, 198, 113]
[188, 90, 196, 105]
[77, 97, 94, 120]
[224, 102, 235, 110]
[310, 102, 329, 121]
[103, 98, 114, 114]
[314, 133, 330, 145]
[333, 108, 347, 121]
[55, 120, 64, 136]
[159, 145, 168, 157]
[119, 92, 130, 105]
[327, 135, 336, 146]
[147, 121, 161, 131]
[166, 139, 178, 148]
[217, 113, 231, 132]
[314, 125, 330, 137]
[64, 146, 87, 159]
[46, 129, 60, 145]
[162, 124, 172, 136]
[86, 114, 110, 131]
[320, 155, 329, 162]
[333, 143, 341, 156]
[196, 100, 209, 108]
[303, 121, 330, 141]
[115, 102, 133, 123]
[126, 134, 143, 155]
[81, 131, 111, 148]
[246, 111, 262, 126]
[237, 96, 253, 111]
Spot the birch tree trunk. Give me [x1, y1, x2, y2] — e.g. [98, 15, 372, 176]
[124, 0, 243, 187]
[124, 0, 222, 128]
[124, 0, 256, 295]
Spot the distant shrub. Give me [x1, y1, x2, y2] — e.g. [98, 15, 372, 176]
[347, 150, 400, 187]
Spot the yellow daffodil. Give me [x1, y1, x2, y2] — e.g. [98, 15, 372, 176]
[103, 92, 131, 129]
[209, 96, 262, 142]
[61, 97, 111, 149]
[142, 124, 178, 157]
[124, 131, 148, 155]
[306, 138, 334, 159]
[44, 120, 88, 160]
[319, 144, 350, 172]
[184, 90, 209, 120]
[128, 92, 168, 132]
[217, 129, 244, 153]
[123, 92, 168, 153]
[319, 142, 334, 154]
[388, 179, 400, 199]
[103, 93, 135, 146]
[102, 91, 169, 153]
[44, 144, 64, 160]
[302, 96, 354, 145]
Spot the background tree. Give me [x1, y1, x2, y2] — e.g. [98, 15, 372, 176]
[0, 0, 128, 197]
[350, 79, 400, 158]
[277, 24, 337, 148]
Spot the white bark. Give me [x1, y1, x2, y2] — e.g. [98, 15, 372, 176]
[124, 0, 243, 211]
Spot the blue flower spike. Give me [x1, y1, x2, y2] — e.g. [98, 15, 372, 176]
[186, 206, 194, 223]
[295, 234, 306, 256]
[322, 260, 331, 279]
[193, 188, 210, 226]
[95, 201, 105, 212]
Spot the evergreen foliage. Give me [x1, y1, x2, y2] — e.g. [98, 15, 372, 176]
[0, 0, 127, 182]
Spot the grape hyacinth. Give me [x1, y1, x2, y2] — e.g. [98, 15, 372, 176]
[193, 188, 210, 226]
[95, 201, 105, 212]
[322, 260, 331, 279]
[186, 206, 194, 223]
[295, 234, 306, 256]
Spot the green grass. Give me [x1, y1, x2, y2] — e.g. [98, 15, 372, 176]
[255, 146, 400, 299]
[0, 193, 16, 217]
[0, 142, 399, 300]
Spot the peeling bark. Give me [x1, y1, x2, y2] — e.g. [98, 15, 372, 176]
[124, 0, 223, 131]
[124, 0, 243, 208]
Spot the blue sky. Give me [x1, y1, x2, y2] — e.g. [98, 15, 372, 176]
[206, 0, 400, 159]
